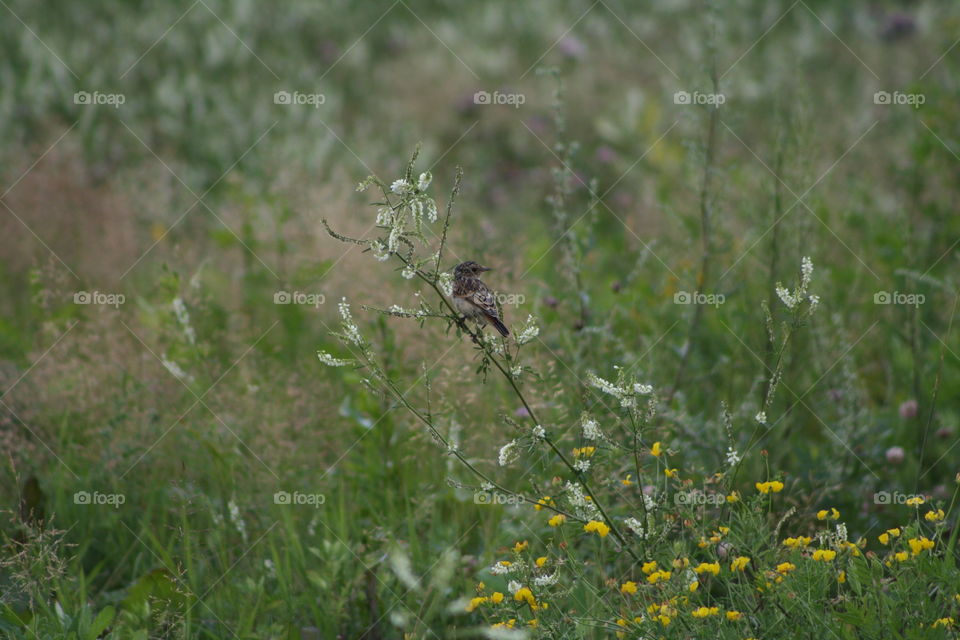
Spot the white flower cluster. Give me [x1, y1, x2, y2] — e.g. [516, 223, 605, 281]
[401, 264, 416, 279]
[317, 350, 351, 367]
[172, 297, 196, 344]
[438, 271, 454, 298]
[624, 517, 648, 539]
[515, 315, 540, 345]
[531, 424, 546, 440]
[498, 440, 519, 466]
[490, 562, 515, 575]
[776, 256, 819, 312]
[533, 572, 558, 587]
[587, 371, 653, 408]
[564, 481, 599, 519]
[573, 459, 591, 472]
[581, 414, 601, 440]
[725, 447, 741, 466]
[755, 411, 767, 424]
[507, 580, 522, 594]
[338, 298, 363, 345]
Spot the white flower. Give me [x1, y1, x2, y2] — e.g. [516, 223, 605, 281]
[775, 284, 795, 309]
[498, 440, 519, 466]
[172, 297, 196, 344]
[624, 517, 647, 538]
[490, 562, 513, 575]
[534, 572, 558, 587]
[800, 255, 813, 288]
[161, 356, 193, 382]
[438, 272, 454, 298]
[755, 411, 767, 425]
[317, 351, 351, 367]
[507, 580, 522, 594]
[808, 294, 820, 312]
[532, 424, 546, 440]
[417, 172, 432, 191]
[511, 365, 523, 378]
[516, 315, 540, 345]
[387, 218, 403, 253]
[725, 447, 741, 466]
[228, 499, 247, 543]
[587, 373, 624, 398]
[633, 383, 653, 395]
[581, 415, 601, 440]
[401, 264, 416, 279]
[480, 481, 494, 491]
[836, 523, 848, 543]
[390, 178, 411, 195]
[371, 240, 389, 261]
[573, 459, 591, 472]
[338, 298, 363, 345]
[375, 207, 392, 226]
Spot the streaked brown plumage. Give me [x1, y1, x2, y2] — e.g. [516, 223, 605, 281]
[452, 261, 509, 337]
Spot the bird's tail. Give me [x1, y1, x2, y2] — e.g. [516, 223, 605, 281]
[489, 316, 510, 337]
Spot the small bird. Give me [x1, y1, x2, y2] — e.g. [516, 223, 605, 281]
[452, 261, 510, 337]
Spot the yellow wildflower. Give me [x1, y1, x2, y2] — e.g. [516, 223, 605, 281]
[894, 551, 909, 562]
[572, 446, 596, 457]
[908, 537, 934, 555]
[756, 480, 784, 494]
[687, 581, 699, 592]
[726, 610, 743, 621]
[664, 468, 678, 478]
[925, 509, 945, 522]
[490, 592, 504, 604]
[838, 571, 846, 583]
[583, 520, 610, 537]
[642, 560, 659, 574]
[535, 556, 547, 568]
[513, 540, 528, 553]
[492, 619, 515, 629]
[730, 556, 751, 572]
[620, 581, 638, 595]
[812, 549, 836, 562]
[534, 496, 553, 511]
[783, 536, 812, 549]
[776, 562, 796, 574]
[905, 496, 925, 506]
[816, 507, 840, 520]
[691, 606, 719, 618]
[467, 596, 488, 612]
[622, 474, 633, 486]
[694, 561, 720, 576]
[932, 618, 954, 628]
[647, 570, 672, 584]
[651, 441, 662, 457]
[726, 491, 740, 503]
[514, 586, 537, 610]
[548, 514, 566, 527]
[672, 557, 690, 569]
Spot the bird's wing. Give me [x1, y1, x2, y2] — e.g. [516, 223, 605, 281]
[454, 279, 501, 320]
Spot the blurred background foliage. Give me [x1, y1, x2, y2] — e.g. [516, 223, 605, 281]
[1, 0, 959, 637]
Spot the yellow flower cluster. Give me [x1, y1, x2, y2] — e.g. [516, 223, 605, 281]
[548, 514, 566, 527]
[816, 507, 840, 520]
[755, 480, 784, 494]
[730, 556, 751, 572]
[812, 549, 836, 562]
[583, 520, 610, 537]
[572, 446, 596, 457]
[783, 536, 812, 548]
[694, 561, 720, 576]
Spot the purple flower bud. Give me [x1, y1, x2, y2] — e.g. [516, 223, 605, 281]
[885, 446, 905, 465]
[899, 400, 918, 419]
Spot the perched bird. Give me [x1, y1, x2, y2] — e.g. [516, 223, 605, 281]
[452, 261, 509, 337]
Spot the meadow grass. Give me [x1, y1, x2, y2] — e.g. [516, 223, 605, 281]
[1, 1, 960, 638]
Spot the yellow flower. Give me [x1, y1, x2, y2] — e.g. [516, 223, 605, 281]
[776, 562, 796, 574]
[622, 474, 633, 486]
[620, 581, 638, 595]
[726, 491, 740, 503]
[694, 561, 720, 576]
[572, 446, 596, 457]
[664, 468, 678, 478]
[642, 560, 659, 574]
[812, 549, 837, 562]
[925, 509, 945, 522]
[905, 496, 925, 506]
[492, 619, 515, 629]
[535, 556, 547, 568]
[657, 614, 671, 626]
[783, 536, 812, 549]
[756, 480, 784, 494]
[838, 571, 846, 584]
[887, 527, 901, 537]
[490, 592, 504, 604]
[527, 619, 538, 628]
[467, 596, 488, 612]
[672, 557, 690, 569]
[534, 496, 553, 511]
[730, 556, 751, 572]
[514, 586, 537, 609]
[651, 441, 662, 457]
[691, 606, 719, 618]
[498, 560, 512, 567]
[816, 508, 840, 520]
[932, 618, 954, 628]
[878, 533, 890, 545]
[908, 537, 934, 555]
[583, 520, 610, 537]
[726, 610, 743, 621]
[477, 581, 485, 592]
[513, 540, 528, 553]
[718, 526, 730, 535]
[687, 581, 699, 592]
[647, 570, 672, 584]
[894, 551, 909, 562]
[548, 514, 566, 527]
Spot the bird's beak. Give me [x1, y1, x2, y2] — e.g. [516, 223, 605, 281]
[479, 265, 492, 272]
